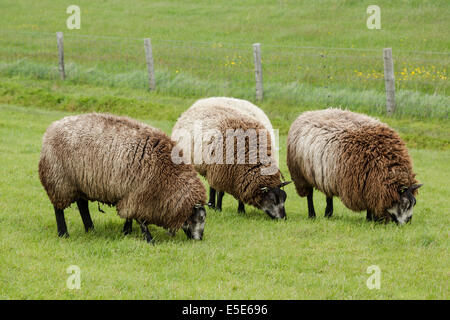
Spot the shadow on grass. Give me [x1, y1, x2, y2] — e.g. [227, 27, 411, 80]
[310, 211, 404, 230]
[41, 217, 198, 245]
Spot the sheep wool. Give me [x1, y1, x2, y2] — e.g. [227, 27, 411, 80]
[39, 113, 206, 232]
[172, 102, 282, 208]
[287, 108, 418, 219]
[191, 97, 277, 163]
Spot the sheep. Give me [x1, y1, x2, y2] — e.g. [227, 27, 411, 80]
[286, 108, 422, 224]
[171, 100, 290, 219]
[188, 97, 279, 213]
[38, 113, 207, 243]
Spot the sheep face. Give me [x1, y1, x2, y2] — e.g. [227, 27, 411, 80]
[386, 184, 422, 224]
[260, 187, 288, 220]
[182, 205, 206, 240]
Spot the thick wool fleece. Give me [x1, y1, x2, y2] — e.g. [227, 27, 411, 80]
[39, 113, 206, 231]
[172, 103, 281, 208]
[191, 97, 277, 165]
[287, 108, 418, 219]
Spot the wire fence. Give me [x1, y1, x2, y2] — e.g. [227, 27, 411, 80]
[0, 30, 448, 115]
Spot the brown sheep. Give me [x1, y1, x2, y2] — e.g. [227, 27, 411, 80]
[187, 97, 280, 213]
[39, 113, 207, 243]
[172, 102, 290, 219]
[287, 108, 422, 224]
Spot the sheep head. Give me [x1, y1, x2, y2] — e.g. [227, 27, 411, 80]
[259, 181, 291, 220]
[386, 184, 423, 224]
[182, 204, 206, 240]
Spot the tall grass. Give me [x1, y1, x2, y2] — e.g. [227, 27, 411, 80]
[1, 59, 448, 119]
[1, 0, 448, 120]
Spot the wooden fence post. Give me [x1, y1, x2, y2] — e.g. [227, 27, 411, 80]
[56, 32, 65, 80]
[144, 38, 156, 91]
[253, 43, 263, 102]
[383, 48, 395, 115]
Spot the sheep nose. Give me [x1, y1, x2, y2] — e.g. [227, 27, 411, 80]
[389, 213, 398, 224]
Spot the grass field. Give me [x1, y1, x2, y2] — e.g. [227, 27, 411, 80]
[0, 0, 449, 299]
[0, 0, 449, 117]
[0, 104, 448, 299]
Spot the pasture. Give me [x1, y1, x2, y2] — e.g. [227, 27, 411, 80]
[0, 102, 448, 299]
[0, 0, 449, 299]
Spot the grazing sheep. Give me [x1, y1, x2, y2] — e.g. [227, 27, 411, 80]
[39, 113, 207, 242]
[189, 97, 278, 212]
[287, 108, 422, 224]
[172, 101, 290, 219]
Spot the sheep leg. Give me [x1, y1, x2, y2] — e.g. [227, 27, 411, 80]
[208, 187, 216, 209]
[307, 188, 316, 219]
[217, 191, 224, 212]
[366, 210, 376, 222]
[123, 218, 133, 235]
[138, 220, 153, 244]
[76, 199, 94, 232]
[237, 201, 245, 214]
[367, 211, 385, 223]
[324, 196, 333, 218]
[54, 207, 69, 237]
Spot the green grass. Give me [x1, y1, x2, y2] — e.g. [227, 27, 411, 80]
[0, 0, 448, 117]
[0, 0, 449, 300]
[0, 104, 449, 299]
[0, 76, 448, 150]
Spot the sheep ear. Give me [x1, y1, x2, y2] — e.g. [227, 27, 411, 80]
[278, 181, 292, 188]
[260, 187, 269, 193]
[409, 184, 423, 192]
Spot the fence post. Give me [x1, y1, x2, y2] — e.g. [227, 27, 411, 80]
[383, 48, 395, 115]
[144, 38, 156, 91]
[253, 43, 263, 102]
[56, 32, 65, 80]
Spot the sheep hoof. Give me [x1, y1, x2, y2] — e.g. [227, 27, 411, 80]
[238, 201, 245, 214]
[167, 230, 176, 237]
[209, 204, 222, 212]
[123, 219, 133, 235]
[139, 221, 154, 244]
[324, 197, 333, 218]
[142, 233, 154, 244]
